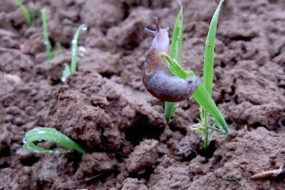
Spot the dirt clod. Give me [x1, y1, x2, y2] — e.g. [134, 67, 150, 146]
[126, 139, 159, 173]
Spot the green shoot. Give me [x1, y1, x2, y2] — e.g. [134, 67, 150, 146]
[54, 42, 64, 57]
[197, 0, 225, 149]
[61, 64, 71, 82]
[164, 4, 183, 124]
[161, 0, 228, 148]
[165, 102, 177, 123]
[70, 24, 87, 73]
[161, 52, 194, 78]
[23, 127, 85, 154]
[203, 0, 223, 95]
[170, 3, 183, 63]
[61, 24, 87, 82]
[41, 8, 53, 60]
[223, 177, 241, 185]
[29, 6, 36, 24]
[13, 0, 36, 26]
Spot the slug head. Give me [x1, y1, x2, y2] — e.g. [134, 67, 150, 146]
[145, 18, 169, 54]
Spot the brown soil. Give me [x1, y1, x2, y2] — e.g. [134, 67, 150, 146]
[0, 0, 285, 189]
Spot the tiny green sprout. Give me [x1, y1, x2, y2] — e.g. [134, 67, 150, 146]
[13, 0, 36, 26]
[61, 24, 87, 82]
[223, 177, 241, 185]
[62, 64, 71, 82]
[23, 127, 85, 154]
[161, 0, 228, 149]
[70, 24, 87, 73]
[54, 42, 64, 57]
[41, 8, 53, 60]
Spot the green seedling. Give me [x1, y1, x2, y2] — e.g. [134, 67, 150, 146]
[223, 177, 241, 185]
[162, 0, 228, 149]
[13, 0, 36, 26]
[164, 2, 183, 124]
[61, 24, 87, 82]
[41, 9, 65, 60]
[41, 8, 53, 60]
[54, 42, 64, 57]
[23, 127, 85, 154]
[198, 0, 225, 149]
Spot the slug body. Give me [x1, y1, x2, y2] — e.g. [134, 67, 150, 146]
[143, 24, 201, 102]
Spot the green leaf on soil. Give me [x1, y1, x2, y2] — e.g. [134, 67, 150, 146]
[23, 127, 86, 154]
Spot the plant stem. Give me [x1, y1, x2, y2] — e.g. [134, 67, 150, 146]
[164, 102, 177, 124]
[203, 112, 209, 149]
[41, 8, 53, 60]
[164, 5, 183, 123]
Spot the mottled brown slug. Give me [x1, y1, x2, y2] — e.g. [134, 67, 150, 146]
[142, 21, 201, 102]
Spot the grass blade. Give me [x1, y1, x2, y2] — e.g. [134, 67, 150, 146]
[61, 64, 71, 82]
[164, 3, 183, 123]
[164, 102, 177, 123]
[41, 8, 53, 60]
[193, 85, 229, 135]
[30, 6, 36, 23]
[13, 0, 32, 26]
[199, 0, 228, 148]
[203, 0, 224, 94]
[170, 5, 183, 62]
[161, 52, 194, 79]
[23, 127, 86, 154]
[70, 24, 87, 73]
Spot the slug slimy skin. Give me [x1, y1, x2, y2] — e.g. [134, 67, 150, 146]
[142, 21, 201, 102]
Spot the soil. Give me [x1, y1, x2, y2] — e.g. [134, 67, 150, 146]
[0, 0, 285, 189]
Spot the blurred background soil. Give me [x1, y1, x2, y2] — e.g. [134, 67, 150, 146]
[0, 0, 285, 189]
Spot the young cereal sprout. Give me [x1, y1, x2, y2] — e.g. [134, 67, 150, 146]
[143, 0, 228, 149]
[41, 8, 53, 60]
[23, 127, 85, 154]
[13, 0, 36, 26]
[41, 8, 74, 62]
[61, 24, 88, 82]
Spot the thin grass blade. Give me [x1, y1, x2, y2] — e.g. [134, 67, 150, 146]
[23, 127, 86, 154]
[30, 6, 36, 23]
[203, 0, 224, 94]
[161, 53, 194, 79]
[193, 85, 229, 136]
[41, 8, 53, 60]
[164, 102, 177, 123]
[164, 3, 183, 123]
[70, 24, 87, 73]
[170, 5, 183, 62]
[13, 0, 31, 26]
[61, 64, 71, 82]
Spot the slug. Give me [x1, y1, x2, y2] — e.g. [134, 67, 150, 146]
[142, 21, 201, 102]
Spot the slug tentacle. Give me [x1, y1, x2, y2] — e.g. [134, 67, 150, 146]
[143, 20, 201, 102]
